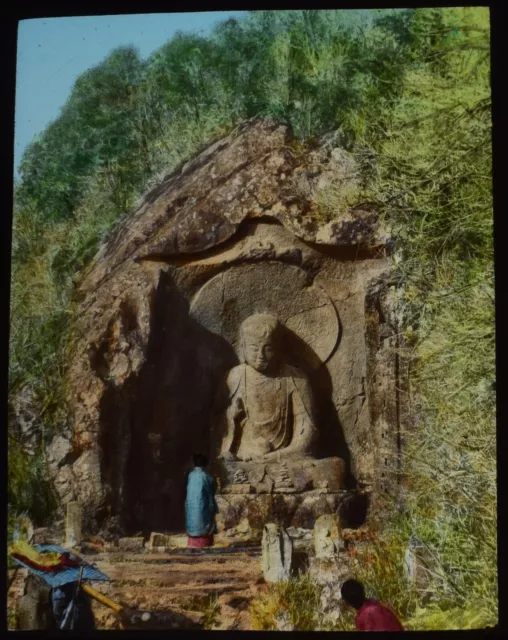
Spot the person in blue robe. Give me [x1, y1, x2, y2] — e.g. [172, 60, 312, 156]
[185, 453, 218, 547]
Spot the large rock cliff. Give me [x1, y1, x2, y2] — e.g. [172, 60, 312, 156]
[47, 118, 402, 535]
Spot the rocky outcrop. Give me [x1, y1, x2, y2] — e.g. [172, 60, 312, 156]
[45, 434, 75, 507]
[9, 386, 43, 455]
[309, 515, 348, 626]
[50, 118, 400, 534]
[79, 119, 388, 295]
[308, 554, 350, 627]
[216, 491, 348, 532]
[17, 576, 53, 631]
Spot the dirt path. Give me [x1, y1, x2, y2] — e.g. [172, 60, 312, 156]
[9, 546, 265, 630]
[91, 547, 264, 630]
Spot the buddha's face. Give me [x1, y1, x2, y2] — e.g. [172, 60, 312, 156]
[240, 315, 279, 373]
[244, 333, 276, 373]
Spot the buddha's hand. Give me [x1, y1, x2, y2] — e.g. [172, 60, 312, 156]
[219, 451, 237, 461]
[262, 451, 281, 461]
[264, 448, 302, 462]
[233, 397, 246, 421]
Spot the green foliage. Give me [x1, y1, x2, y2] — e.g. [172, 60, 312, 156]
[17, 10, 413, 223]
[249, 574, 322, 631]
[317, 531, 425, 631]
[351, 535, 417, 622]
[406, 604, 495, 631]
[352, 6, 496, 628]
[9, 204, 72, 434]
[178, 594, 222, 629]
[7, 606, 20, 631]
[18, 46, 147, 221]
[8, 435, 58, 526]
[201, 596, 221, 630]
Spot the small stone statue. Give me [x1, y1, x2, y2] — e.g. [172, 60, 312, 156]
[219, 314, 318, 462]
[275, 462, 293, 488]
[233, 468, 248, 484]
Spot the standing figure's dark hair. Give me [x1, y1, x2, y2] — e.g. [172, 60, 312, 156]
[340, 579, 366, 609]
[193, 453, 208, 468]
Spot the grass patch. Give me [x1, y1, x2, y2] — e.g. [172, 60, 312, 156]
[201, 595, 221, 629]
[8, 439, 59, 528]
[7, 606, 20, 630]
[249, 575, 322, 631]
[177, 594, 221, 629]
[406, 605, 496, 631]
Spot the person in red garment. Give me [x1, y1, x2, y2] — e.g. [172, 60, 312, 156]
[341, 579, 404, 631]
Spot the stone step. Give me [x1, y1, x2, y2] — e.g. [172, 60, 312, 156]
[83, 548, 261, 564]
[107, 582, 254, 599]
[90, 552, 262, 631]
[92, 558, 260, 589]
[106, 576, 256, 590]
[86, 557, 260, 573]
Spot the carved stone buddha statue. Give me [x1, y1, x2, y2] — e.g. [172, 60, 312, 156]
[219, 313, 318, 462]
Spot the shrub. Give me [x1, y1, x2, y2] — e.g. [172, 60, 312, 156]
[249, 575, 322, 631]
[8, 437, 58, 526]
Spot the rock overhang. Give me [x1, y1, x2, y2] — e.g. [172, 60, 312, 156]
[78, 118, 390, 297]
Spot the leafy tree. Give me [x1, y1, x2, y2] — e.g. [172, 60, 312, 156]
[18, 46, 146, 221]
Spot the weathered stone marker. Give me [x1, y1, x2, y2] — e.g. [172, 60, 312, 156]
[118, 537, 145, 552]
[65, 501, 82, 548]
[309, 515, 347, 626]
[18, 575, 53, 630]
[147, 532, 172, 550]
[261, 523, 293, 583]
[313, 514, 341, 559]
[404, 538, 432, 591]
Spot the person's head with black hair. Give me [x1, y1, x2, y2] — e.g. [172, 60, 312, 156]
[340, 579, 366, 610]
[193, 452, 208, 468]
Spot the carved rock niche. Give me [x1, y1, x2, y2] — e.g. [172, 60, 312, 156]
[59, 119, 401, 535]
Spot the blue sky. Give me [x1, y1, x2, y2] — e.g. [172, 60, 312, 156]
[14, 11, 248, 177]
